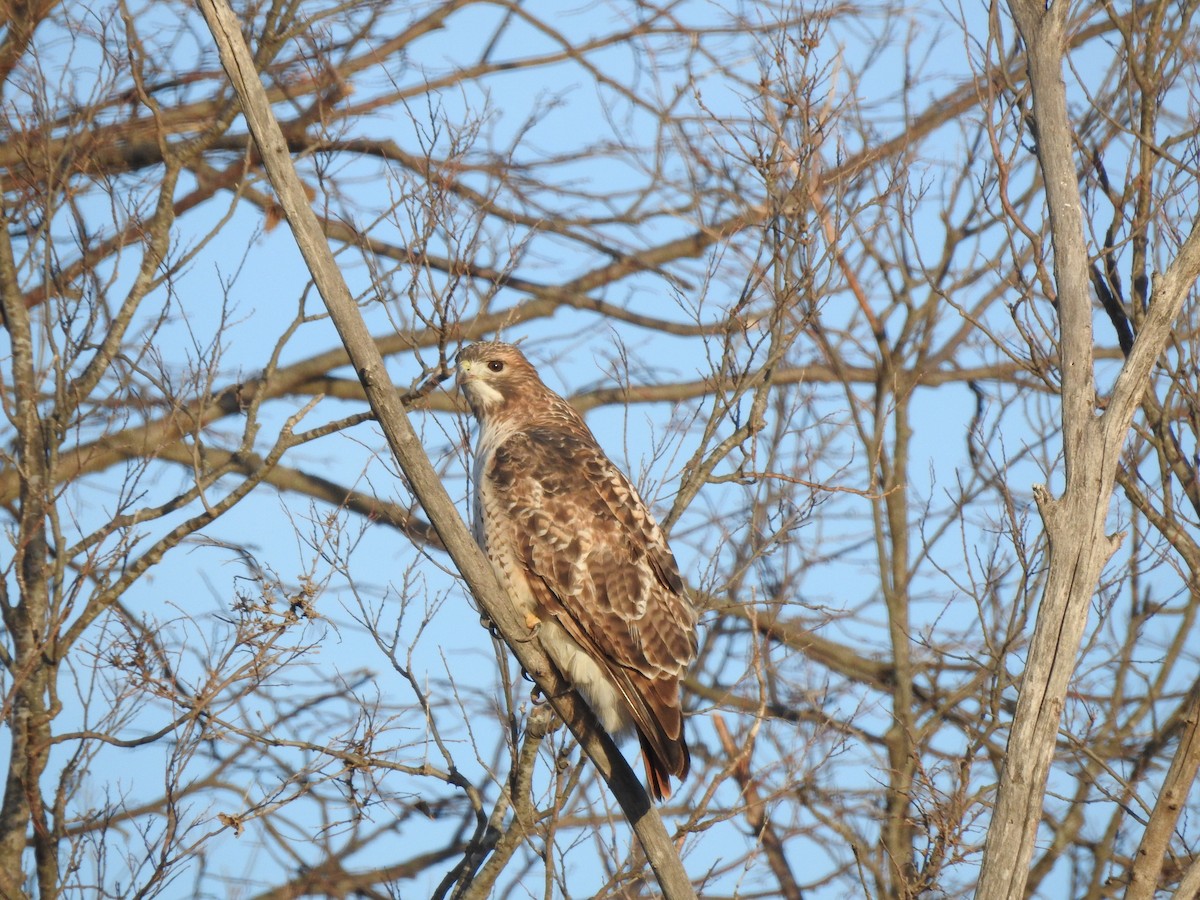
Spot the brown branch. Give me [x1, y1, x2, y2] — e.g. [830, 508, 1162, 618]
[248, 842, 471, 900]
[713, 714, 804, 900]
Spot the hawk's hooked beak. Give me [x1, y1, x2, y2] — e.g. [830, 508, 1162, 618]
[455, 356, 478, 392]
[455, 357, 503, 414]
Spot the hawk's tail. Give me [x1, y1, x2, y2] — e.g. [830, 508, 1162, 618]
[638, 730, 690, 802]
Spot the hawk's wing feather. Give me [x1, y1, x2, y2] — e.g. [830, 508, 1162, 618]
[525, 567, 690, 787]
[490, 429, 694, 780]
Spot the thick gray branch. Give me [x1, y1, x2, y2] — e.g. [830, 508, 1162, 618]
[977, 5, 1200, 898]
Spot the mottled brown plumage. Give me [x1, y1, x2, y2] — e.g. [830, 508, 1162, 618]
[456, 341, 697, 800]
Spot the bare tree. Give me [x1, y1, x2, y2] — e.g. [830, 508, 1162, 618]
[2, 0, 1199, 898]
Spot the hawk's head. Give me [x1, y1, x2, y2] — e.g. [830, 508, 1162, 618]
[455, 341, 542, 419]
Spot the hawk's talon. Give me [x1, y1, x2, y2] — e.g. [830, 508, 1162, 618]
[509, 612, 542, 643]
[479, 614, 500, 639]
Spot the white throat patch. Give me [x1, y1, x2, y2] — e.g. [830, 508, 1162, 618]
[461, 376, 505, 411]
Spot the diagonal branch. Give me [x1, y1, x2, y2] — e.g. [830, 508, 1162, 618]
[195, 2, 696, 897]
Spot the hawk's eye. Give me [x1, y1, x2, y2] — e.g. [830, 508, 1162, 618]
[487, 360, 505, 372]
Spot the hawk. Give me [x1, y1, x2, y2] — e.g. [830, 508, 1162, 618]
[456, 341, 698, 801]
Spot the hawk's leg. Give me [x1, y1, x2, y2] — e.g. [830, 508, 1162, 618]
[479, 612, 541, 640]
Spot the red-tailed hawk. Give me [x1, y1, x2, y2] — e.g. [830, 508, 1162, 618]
[456, 341, 698, 801]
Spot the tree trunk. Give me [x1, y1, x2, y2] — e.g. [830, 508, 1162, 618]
[977, 3, 1200, 897]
